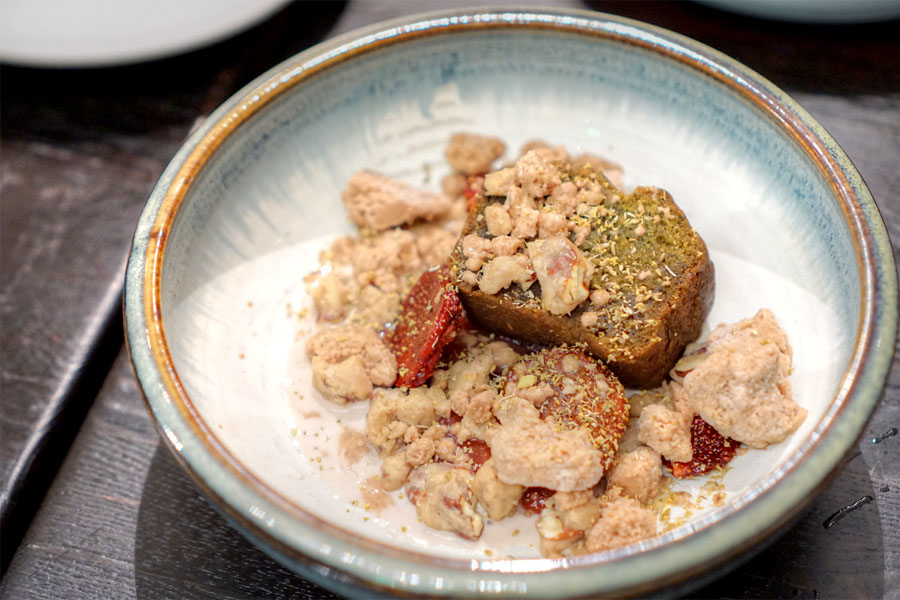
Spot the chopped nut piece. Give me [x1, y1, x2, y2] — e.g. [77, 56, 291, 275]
[406, 463, 484, 540]
[472, 459, 524, 520]
[527, 236, 593, 315]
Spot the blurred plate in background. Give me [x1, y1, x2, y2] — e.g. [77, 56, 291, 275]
[0, 0, 293, 67]
[696, 0, 900, 23]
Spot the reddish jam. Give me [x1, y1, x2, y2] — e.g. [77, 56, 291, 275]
[519, 487, 554, 514]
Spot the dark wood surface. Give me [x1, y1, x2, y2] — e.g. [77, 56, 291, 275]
[1, 1, 897, 598]
[0, 0, 348, 572]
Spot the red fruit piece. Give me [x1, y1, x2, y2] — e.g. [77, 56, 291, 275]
[435, 314, 478, 365]
[463, 175, 484, 211]
[459, 438, 492, 472]
[389, 265, 465, 388]
[519, 487, 554, 515]
[504, 347, 629, 474]
[665, 415, 739, 478]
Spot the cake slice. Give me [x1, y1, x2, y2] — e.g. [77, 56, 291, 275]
[449, 152, 714, 388]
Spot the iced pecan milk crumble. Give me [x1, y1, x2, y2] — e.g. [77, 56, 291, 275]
[300, 133, 807, 557]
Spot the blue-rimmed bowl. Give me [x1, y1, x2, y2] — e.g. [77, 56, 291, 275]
[124, 7, 897, 597]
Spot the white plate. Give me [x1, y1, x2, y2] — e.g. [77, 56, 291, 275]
[696, 0, 900, 23]
[0, 0, 293, 67]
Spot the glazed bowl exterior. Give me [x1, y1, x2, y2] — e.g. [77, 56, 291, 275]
[124, 7, 898, 598]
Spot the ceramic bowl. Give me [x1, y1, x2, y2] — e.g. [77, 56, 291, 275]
[124, 7, 898, 598]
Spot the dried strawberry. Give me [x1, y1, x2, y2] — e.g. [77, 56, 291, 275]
[504, 347, 629, 474]
[389, 265, 464, 388]
[519, 487, 555, 515]
[665, 415, 739, 478]
[435, 314, 478, 365]
[459, 438, 491, 471]
[463, 175, 484, 211]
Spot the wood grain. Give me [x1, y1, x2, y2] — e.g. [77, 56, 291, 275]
[0, 0, 348, 575]
[0, 353, 340, 600]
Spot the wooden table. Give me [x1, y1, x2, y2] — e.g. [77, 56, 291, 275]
[1, 1, 897, 597]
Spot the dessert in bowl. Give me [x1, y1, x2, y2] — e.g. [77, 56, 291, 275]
[124, 7, 897, 597]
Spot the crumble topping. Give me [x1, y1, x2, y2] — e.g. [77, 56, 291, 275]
[488, 406, 607, 492]
[342, 171, 452, 231]
[294, 134, 805, 560]
[444, 133, 506, 176]
[306, 325, 397, 403]
[675, 309, 805, 448]
[637, 403, 693, 463]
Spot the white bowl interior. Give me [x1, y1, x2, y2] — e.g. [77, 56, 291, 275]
[160, 28, 859, 560]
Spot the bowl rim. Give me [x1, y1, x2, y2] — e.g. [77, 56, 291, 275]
[124, 6, 898, 597]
